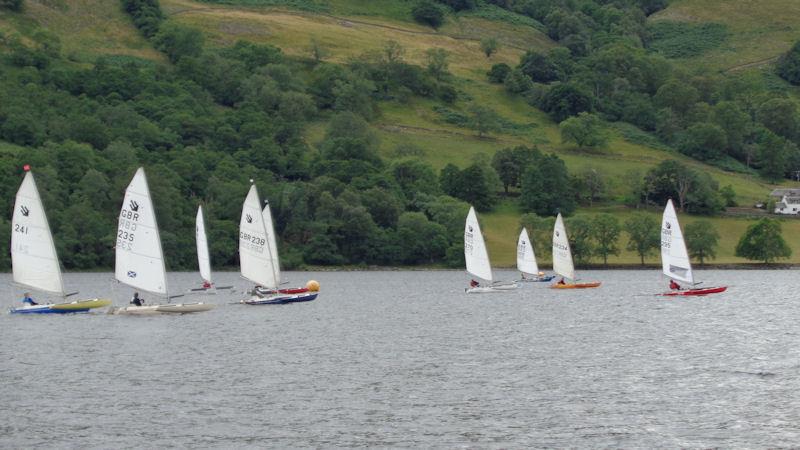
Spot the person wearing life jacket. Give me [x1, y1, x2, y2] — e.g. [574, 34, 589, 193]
[558, 278, 566, 285]
[22, 292, 37, 306]
[202, 280, 212, 290]
[470, 279, 480, 288]
[130, 292, 143, 306]
[669, 279, 681, 290]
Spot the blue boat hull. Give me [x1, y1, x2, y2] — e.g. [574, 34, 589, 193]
[10, 307, 90, 314]
[518, 275, 556, 283]
[245, 292, 318, 305]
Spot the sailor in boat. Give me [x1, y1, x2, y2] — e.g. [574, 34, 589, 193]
[669, 279, 682, 290]
[557, 278, 566, 285]
[22, 292, 38, 306]
[202, 280, 212, 290]
[520, 273, 526, 280]
[130, 292, 144, 306]
[470, 279, 480, 288]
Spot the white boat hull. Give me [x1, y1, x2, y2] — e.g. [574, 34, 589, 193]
[110, 302, 215, 315]
[466, 283, 519, 294]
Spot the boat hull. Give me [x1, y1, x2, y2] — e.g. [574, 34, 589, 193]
[110, 302, 215, 315]
[660, 286, 727, 297]
[518, 275, 556, 283]
[10, 298, 111, 314]
[466, 283, 519, 294]
[243, 292, 318, 305]
[254, 286, 309, 295]
[551, 282, 602, 289]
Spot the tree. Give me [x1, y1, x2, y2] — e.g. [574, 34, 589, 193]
[0, 0, 24, 11]
[540, 83, 593, 122]
[412, 1, 445, 28]
[487, 63, 511, 83]
[504, 68, 534, 93]
[625, 214, 659, 265]
[777, 41, 800, 85]
[518, 50, 557, 82]
[436, 0, 475, 11]
[559, 112, 608, 149]
[565, 215, 594, 265]
[684, 220, 719, 266]
[396, 212, 449, 263]
[491, 145, 541, 194]
[153, 23, 204, 63]
[679, 123, 728, 161]
[309, 38, 330, 63]
[592, 214, 620, 265]
[735, 218, 792, 263]
[520, 153, 576, 216]
[425, 48, 450, 80]
[468, 105, 501, 137]
[480, 37, 500, 58]
[756, 129, 791, 182]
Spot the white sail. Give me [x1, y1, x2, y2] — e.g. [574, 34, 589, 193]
[261, 201, 281, 287]
[517, 227, 538, 275]
[552, 213, 575, 281]
[196, 205, 212, 283]
[11, 171, 65, 296]
[464, 206, 493, 282]
[661, 199, 693, 284]
[115, 168, 168, 295]
[239, 184, 278, 288]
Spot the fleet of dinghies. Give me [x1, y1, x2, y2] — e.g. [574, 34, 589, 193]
[5, 166, 320, 315]
[5, 165, 734, 313]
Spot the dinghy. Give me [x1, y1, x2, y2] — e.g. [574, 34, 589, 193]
[110, 168, 214, 315]
[659, 199, 727, 297]
[239, 184, 318, 305]
[464, 206, 518, 293]
[550, 213, 601, 289]
[188, 205, 233, 295]
[9, 169, 111, 314]
[516, 227, 554, 283]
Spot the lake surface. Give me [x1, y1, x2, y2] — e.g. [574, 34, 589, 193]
[1, 270, 799, 448]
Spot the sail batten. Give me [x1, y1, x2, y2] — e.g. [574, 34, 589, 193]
[552, 213, 575, 281]
[239, 185, 278, 288]
[114, 168, 168, 295]
[196, 206, 212, 283]
[661, 199, 693, 284]
[517, 227, 538, 275]
[11, 171, 65, 296]
[464, 206, 493, 282]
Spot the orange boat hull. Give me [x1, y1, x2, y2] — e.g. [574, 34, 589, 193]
[551, 282, 602, 289]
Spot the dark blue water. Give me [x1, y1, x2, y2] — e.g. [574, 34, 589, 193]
[1, 270, 799, 448]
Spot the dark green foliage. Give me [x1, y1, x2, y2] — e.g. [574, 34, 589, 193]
[679, 122, 727, 161]
[396, 212, 448, 263]
[559, 112, 608, 149]
[122, 0, 163, 38]
[646, 21, 728, 59]
[643, 160, 724, 215]
[154, 23, 204, 63]
[439, 164, 497, 212]
[565, 215, 594, 265]
[519, 213, 554, 259]
[777, 41, 800, 85]
[518, 51, 557, 83]
[487, 63, 511, 83]
[684, 220, 719, 266]
[637, 0, 668, 16]
[412, 0, 445, 28]
[435, 0, 474, 11]
[735, 218, 792, 263]
[520, 153, 575, 216]
[491, 145, 541, 193]
[540, 83, 593, 122]
[592, 213, 620, 265]
[625, 214, 659, 265]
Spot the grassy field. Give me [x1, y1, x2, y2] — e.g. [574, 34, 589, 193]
[0, 0, 163, 63]
[650, 0, 800, 71]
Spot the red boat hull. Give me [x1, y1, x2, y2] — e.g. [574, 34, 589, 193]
[256, 287, 309, 295]
[660, 286, 727, 296]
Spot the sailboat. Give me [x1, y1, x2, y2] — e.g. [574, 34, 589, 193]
[110, 168, 215, 315]
[239, 184, 318, 305]
[464, 206, 518, 293]
[659, 199, 727, 296]
[9, 168, 111, 314]
[188, 205, 233, 294]
[516, 227, 554, 283]
[550, 213, 601, 289]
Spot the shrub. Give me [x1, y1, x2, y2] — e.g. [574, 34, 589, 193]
[412, 1, 445, 28]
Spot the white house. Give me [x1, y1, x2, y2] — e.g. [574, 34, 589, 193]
[771, 188, 800, 215]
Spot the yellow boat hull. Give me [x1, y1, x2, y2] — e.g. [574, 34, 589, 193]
[551, 282, 602, 289]
[50, 298, 112, 311]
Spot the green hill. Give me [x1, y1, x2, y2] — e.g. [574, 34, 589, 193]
[0, 0, 799, 270]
